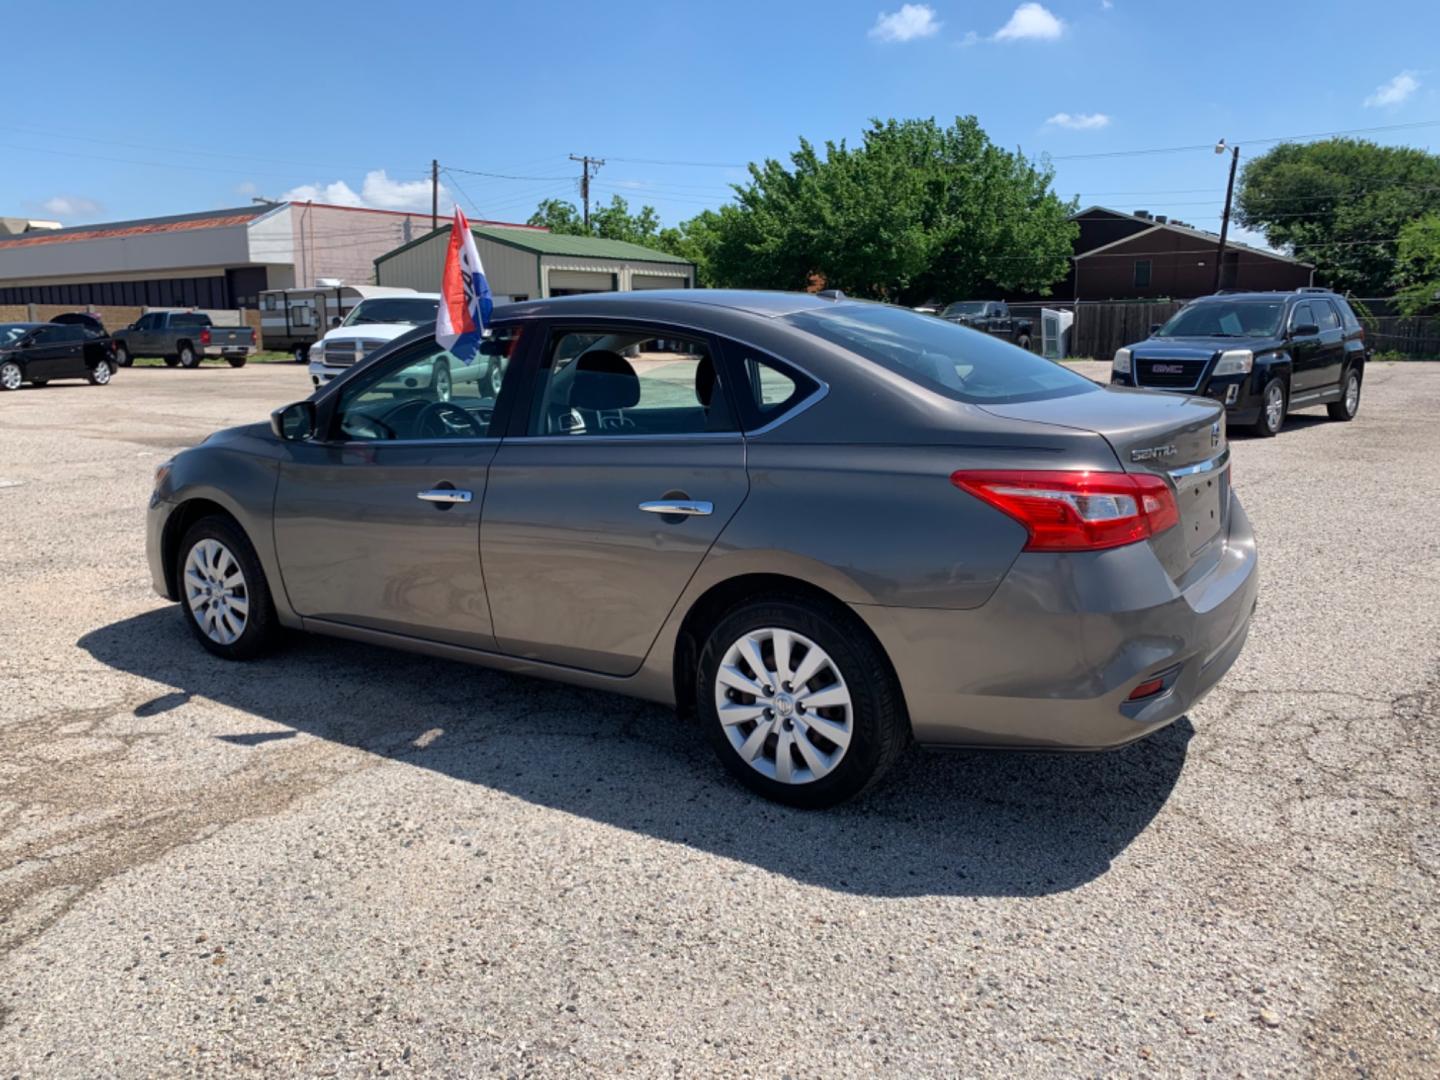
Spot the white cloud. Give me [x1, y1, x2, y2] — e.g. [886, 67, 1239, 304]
[235, 180, 258, 197]
[959, 30, 979, 47]
[33, 195, 104, 221]
[1364, 71, 1419, 108]
[869, 4, 941, 43]
[994, 2, 1065, 41]
[1045, 111, 1112, 130]
[1101, 0, 1114, 9]
[281, 170, 446, 213]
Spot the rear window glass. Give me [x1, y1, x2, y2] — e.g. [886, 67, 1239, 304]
[784, 303, 1095, 405]
[171, 314, 210, 327]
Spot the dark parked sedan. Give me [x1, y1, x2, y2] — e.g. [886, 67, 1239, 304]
[0, 320, 116, 391]
[146, 291, 1258, 807]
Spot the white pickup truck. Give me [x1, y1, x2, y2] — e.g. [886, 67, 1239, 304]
[307, 294, 506, 400]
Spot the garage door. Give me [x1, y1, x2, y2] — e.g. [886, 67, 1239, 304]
[546, 270, 615, 296]
[631, 274, 687, 290]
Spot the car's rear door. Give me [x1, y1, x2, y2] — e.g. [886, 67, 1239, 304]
[24, 325, 73, 380]
[272, 326, 527, 650]
[480, 322, 748, 676]
[1310, 298, 1346, 391]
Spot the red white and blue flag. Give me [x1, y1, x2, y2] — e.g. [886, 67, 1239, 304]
[436, 207, 492, 365]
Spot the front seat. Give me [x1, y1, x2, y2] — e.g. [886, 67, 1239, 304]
[563, 349, 640, 433]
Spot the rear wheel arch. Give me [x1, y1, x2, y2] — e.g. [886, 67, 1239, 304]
[672, 572, 906, 723]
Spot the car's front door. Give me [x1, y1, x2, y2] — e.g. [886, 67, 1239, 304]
[272, 327, 527, 650]
[1286, 301, 1324, 392]
[481, 324, 749, 676]
[129, 314, 158, 356]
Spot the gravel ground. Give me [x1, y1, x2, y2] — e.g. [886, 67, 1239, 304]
[0, 360, 1437, 1077]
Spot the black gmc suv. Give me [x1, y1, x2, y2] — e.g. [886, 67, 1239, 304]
[1109, 289, 1367, 437]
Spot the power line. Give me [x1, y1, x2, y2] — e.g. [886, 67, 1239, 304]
[1048, 119, 1440, 161]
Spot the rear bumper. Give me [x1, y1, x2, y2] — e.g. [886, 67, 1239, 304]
[854, 492, 1259, 749]
[203, 344, 254, 356]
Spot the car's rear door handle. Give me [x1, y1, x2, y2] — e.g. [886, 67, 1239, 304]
[417, 489, 473, 504]
[639, 499, 713, 517]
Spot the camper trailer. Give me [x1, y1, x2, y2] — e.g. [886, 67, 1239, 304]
[258, 283, 422, 361]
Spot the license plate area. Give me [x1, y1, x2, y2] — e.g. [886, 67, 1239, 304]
[1177, 468, 1224, 555]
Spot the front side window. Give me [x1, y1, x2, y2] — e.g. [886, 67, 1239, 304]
[1290, 303, 1315, 332]
[332, 326, 522, 441]
[0, 324, 32, 347]
[527, 329, 734, 437]
[785, 303, 1095, 405]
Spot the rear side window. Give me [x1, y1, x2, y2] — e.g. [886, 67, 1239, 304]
[1335, 298, 1362, 333]
[785, 303, 1095, 405]
[1314, 299, 1340, 332]
[721, 344, 817, 428]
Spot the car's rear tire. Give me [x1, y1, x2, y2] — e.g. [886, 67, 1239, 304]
[88, 359, 113, 385]
[1252, 377, 1286, 437]
[227, 355, 248, 368]
[0, 361, 21, 391]
[163, 355, 180, 368]
[697, 596, 908, 808]
[1327, 368, 1361, 421]
[178, 344, 200, 369]
[294, 345, 309, 364]
[113, 344, 132, 367]
[176, 516, 282, 661]
[432, 357, 452, 402]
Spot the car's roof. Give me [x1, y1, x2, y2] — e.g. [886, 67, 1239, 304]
[1191, 290, 1339, 304]
[0, 322, 42, 328]
[500, 289, 852, 321]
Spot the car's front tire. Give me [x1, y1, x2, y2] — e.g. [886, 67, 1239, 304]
[697, 597, 908, 808]
[432, 357, 453, 401]
[176, 516, 282, 660]
[113, 344, 132, 367]
[1253, 376, 1286, 437]
[0, 361, 22, 391]
[1327, 368, 1361, 421]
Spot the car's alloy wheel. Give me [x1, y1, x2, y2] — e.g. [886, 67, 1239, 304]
[433, 359, 453, 402]
[0, 361, 21, 391]
[714, 627, 854, 785]
[184, 538, 250, 646]
[1329, 370, 1361, 421]
[90, 360, 113, 385]
[1253, 378, 1285, 437]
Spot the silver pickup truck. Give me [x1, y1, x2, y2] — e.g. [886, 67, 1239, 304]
[111, 312, 256, 369]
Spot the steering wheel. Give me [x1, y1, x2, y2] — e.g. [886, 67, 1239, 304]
[415, 400, 485, 439]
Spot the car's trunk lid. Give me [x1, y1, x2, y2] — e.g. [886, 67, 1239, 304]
[977, 387, 1229, 578]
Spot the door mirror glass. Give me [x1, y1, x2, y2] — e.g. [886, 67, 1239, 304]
[271, 400, 317, 441]
[1149, 323, 1162, 335]
[330, 315, 343, 328]
[1291, 323, 1319, 338]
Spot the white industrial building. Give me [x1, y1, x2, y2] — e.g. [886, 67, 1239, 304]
[375, 224, 695, 300]
[0, 202, 538, 310]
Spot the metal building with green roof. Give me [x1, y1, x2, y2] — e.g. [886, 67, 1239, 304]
[374, 223, 694, 301]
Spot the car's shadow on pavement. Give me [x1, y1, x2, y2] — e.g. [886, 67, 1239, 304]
[80, 609, 1192, 899]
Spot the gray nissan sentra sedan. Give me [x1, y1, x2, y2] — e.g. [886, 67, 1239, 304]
[146, 290, 1257, 807]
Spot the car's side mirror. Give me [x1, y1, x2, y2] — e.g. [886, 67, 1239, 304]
[1149, 323, 1162, 334]
[330, 316, 342, 328]
[271, 400, 317, 441]
[1291, 322, 1319, 337]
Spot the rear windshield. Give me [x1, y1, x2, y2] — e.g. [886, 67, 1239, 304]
[171, 314, 210, 327]
[1156, 301, 1284, 338]
[784, 303, 1096, 405]
[343, 298, 440, 326]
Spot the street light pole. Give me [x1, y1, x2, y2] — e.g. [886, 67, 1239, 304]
[1213, 140, 1240, 293]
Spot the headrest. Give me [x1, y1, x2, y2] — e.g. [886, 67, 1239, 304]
[570, 350, 639, 411]
[694, 354, 716, 407]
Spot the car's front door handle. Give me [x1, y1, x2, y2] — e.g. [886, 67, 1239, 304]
[417, 489, 473, 504]
[639, 499, 713, 517]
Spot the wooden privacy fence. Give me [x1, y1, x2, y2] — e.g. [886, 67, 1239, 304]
[1071, 301, 1183, 360]
[1364, 316, 1440, 359]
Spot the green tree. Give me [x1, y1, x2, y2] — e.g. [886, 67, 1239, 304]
[1394, 213, 1440, 316]
[672, 117, 1075, 303]
[1235, 139, 1440, 295]
[527, 195, 662, 244]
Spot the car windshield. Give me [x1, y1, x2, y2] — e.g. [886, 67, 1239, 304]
[785, 303, 1096, 405]
[1155, 301, 1285, 338]
[941, 302, 987, 317]
[343, 298, 440, 326]
[0, 324, 36, 346]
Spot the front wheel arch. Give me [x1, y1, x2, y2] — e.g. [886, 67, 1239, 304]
[161, 498, 247, 599]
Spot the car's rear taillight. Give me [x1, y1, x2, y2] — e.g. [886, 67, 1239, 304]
[951, 469, 1180, 552]
[200, 327, 211, 345]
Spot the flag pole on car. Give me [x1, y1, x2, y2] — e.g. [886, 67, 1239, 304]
[435, 207, 493, 365]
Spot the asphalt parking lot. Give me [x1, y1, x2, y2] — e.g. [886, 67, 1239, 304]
[1, 360, 1438, 1077]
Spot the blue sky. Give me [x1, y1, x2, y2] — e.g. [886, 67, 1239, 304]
[6, 0, 1438, 249]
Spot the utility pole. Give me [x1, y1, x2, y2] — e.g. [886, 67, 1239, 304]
[569, 153, 604, 232]
[431, 159, 439, 231]
[1213, 140, 1240, 293]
